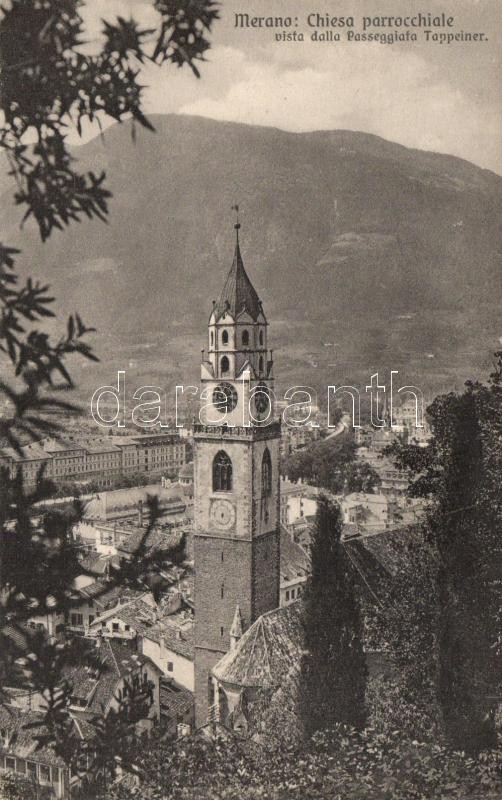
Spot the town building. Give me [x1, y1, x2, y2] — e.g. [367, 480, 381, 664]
[0, 433, 186, 491]
[159, 679, 194, 737]
[279, 526, 309, 606]
[87, 594, 195, 692]
[80, 485, 188, 526]
[178, 461, 194, 498]
[0, 705, 74, 798]
[338, 492, 396, 532]
[0, 634, 161, 797]
[193, 223, 281, 726]
[64, 638, 162, 725]
[64, 584, 155, 636]
[280, 422, 321, 456]
[208, 523, 430, 734]
[279, 478, 318, 529]
[141, 624, 194, 692]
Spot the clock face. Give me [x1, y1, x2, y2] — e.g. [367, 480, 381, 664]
[254, 382, 271, 419]
[210, 499, 236, 530]
[213, 382, 237, 415]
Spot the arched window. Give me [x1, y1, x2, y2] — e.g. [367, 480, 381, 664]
[258, 356, 264, 373]
[222, 329, 229, 345]
[242, 329, 249, 346]
[259, 330, 264, 346]
[210, 331, 214, 346]
[221, 355, 230, 374]
[261, 448, 272, 522]
[213, 451, 232, 492]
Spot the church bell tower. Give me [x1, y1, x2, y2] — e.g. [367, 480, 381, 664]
[193, 219, 281, 726]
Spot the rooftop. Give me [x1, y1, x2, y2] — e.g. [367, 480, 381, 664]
[142, 619, 194, 661]
[213, 231, 262, 323]
[212, 602, 303, 689]
[160, 679, 193, 718]
[280, 525, 309, 583]
[63, 638, 160, 715]
[117, 527, 184, 557]
[80, 552, 120, 576]
[83, 484, 186, 518]
[89, 596, 158, 635]
[78, 582, 149, 610]
[343, 492, 389, 507]
[0, 705, 72, 766]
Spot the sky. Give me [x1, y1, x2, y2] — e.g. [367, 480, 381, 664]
[79, 0, 502, 174]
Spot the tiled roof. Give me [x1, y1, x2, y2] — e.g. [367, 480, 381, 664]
[83, 485, 185, 518]
[345, 525, 417, 579]
[212, 602, 303, 688]
[80, 552, 120, 576]
[280, 526, 309, 583]
[160, 679, 193, 718]
[64, 639, 159, 715]
[79, 582, 148, 609]
[142, 622, 194, 661]
[70, 711, 98, 739]
[106, 638, 158, 678]
[2, 622, 47, 654]
[0, 705, 72, 766]
[1, 443, 50, 462]
[117, 528, 184, 557]
[214, 239, 262, 322]
[342, 523, 359, 539]
[344, 492, 389, 506]
[89, 596, 158, 635]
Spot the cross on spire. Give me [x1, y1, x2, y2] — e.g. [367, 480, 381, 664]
[231, 204, 240, 242]
[213, 212, 262, 322]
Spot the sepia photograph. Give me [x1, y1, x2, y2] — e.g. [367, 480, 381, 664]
[0, 1, 501, 798]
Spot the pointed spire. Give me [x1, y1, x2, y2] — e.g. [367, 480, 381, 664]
[214, 221, 262, 322]
[230, 605, 243, 650]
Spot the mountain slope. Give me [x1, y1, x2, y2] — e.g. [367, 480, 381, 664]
[4, 114, 501, 399]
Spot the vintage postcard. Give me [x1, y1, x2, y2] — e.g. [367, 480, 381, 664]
[0, 1, 500, 798]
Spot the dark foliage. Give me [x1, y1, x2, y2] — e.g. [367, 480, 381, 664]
[300, 495, 367, 737]
[0, 0, 216, 782]
[282, 432, 380, 494]
[101, 724, 502, 800]
[387, 354, 502, 752]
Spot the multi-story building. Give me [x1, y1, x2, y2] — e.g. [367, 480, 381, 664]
[0, 441, 51, 486]
[279, 478, 318, 529]
[0, 705, 73, 798]
[0, 433, 186, 490]
[279, 526, 309, 607]
[280, 422, 321, 456]
[43, 439, 88, 482]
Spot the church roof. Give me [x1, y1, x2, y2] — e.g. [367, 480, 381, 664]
[212, 602, 303, 689]
[214, 231, 262, 322]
